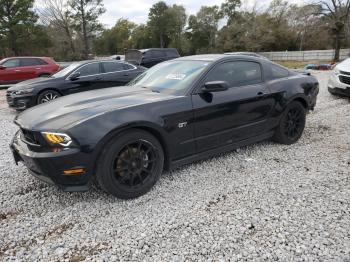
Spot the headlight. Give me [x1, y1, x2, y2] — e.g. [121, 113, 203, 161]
[42, 132, 72, 146]
[333, 68, 340, 76]
[14, 88, 34, 95]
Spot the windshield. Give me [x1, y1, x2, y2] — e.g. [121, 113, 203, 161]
[128, 60, 210, 94]
[52, 63, 81, 78]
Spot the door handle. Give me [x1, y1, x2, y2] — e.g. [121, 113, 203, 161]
[95, 77, 102, 80]
[257, 91, 265, 96]
[123, 74, 129, 76]
[15, 70, 21, 72]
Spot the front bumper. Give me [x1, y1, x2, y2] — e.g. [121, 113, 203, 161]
[328, 73, 350, 96]
[6, 92, 37, 110]
[10, 131, 92, 192]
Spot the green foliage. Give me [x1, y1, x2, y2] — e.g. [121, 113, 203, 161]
[0, 0, 48, 56]
[95, 18, 136, 55]
[186, 6, 222, 54]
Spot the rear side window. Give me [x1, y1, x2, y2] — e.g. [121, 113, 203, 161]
[21, 58, 46, 66]
[102, 62, 124, 73]
[77, 63, 100, 76]
[2, 59, 20, 68]
[150, 50, 164, 58]
[271, 64, 289, 78]
[122, 63, 135, 70]
[166, 50, 178, 57]
[205, 61, 262, 87]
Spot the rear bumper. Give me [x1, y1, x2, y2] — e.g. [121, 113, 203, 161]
[6, 92, 36, 110]
[10, 131, 92, 192]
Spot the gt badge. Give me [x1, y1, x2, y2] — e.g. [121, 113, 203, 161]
[178, 122, 187, 128]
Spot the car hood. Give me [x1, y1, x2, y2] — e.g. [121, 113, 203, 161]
[15, 86, 177, 131]
[8, 77, 57, 91]
[336, 58, 350, 72]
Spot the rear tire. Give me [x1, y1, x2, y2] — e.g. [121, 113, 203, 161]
[273, 101, 306, 145]
[37, 90, 61, 104]
[96, 129, 164, 199]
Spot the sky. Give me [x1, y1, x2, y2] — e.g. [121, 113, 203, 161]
[36, 0, 306, 29]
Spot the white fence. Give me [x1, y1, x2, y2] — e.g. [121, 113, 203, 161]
[259, 49, 350, 61]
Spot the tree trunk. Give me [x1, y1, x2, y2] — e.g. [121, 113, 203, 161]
[9, 30, 19, 55]
[333, 32, 341, 62]
[64, 26, 75, 54]
[160, 34, 164, 48]
[80, 0, 89, 59]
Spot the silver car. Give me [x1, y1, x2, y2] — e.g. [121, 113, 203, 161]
[328, 58, 350, 96]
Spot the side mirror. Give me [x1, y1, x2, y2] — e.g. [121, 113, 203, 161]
[0, 65, 6, 70]
[69, 72, 80, 80]
[201, 81, 229, 93]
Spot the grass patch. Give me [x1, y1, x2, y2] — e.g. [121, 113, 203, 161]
[275, 60, 331, 69]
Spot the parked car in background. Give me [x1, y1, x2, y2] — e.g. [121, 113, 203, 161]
[6, 60, 146, 110]
[125, 48, 180, 68]
[11, 54, 319, 199]
[328, 58, 350, 96]
[0, 57, 59, 85]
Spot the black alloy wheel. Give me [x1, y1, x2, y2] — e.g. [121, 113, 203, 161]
[273, 101, 306, 145]
[113, 140, 157, 188]
[283, 107, 303, 139]
[96, 129, 164, 199]
[37, 90, 61, 104]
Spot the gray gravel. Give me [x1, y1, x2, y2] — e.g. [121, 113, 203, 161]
[0, 71, 349, 261]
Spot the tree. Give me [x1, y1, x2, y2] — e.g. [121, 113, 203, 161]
[221, 0, 241, 24]
[0, 0, 38, 55]
[315, 0, 350, 61]
[147, 1, 170, 47]
[38, 0, 75, 54]
[186, 6, 222, 53]
[130, 24, 154, 49]
[95, 18, 136, 55]
[70, 0, 105, 59]
[167, 5, 187, 52]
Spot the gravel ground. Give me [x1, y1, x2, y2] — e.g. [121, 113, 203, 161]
[0, 71, 349, 261]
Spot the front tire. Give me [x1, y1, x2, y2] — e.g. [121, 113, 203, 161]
[273, 101, 306, 145]
[96, 129, 164, 199]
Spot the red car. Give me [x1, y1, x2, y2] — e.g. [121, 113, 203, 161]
[0, 57, 59, 85]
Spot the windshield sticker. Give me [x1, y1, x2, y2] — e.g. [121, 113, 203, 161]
[166, 73, 186, 80]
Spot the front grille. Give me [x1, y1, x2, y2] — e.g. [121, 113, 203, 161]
[20, 129, 41, 146]
[6, 91, 13, 103]
[339, 75, 350, 85]
[340, 70, 350, 76]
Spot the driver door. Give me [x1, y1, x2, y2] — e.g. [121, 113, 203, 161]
[191, 60, 275, 153]
[65, 62, 103, 94]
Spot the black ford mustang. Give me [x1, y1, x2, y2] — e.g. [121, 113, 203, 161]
[6, 60, 145, 110]
[11, 55, 319, 199]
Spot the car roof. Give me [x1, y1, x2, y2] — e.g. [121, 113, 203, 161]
[174, 54, 267, 62]
[3, 56, 52, 59]
[139, 48, 178, 53]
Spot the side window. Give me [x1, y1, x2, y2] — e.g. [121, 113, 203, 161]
[205, 61, 262, 87]
[122, 63, 135, 70]
[150, 50, 164, 58]
[77, 63, 100, 76]
[21, 58, 42, 66]
[2, 59, 20, 68]
[102, 62, 124, 73]
[271, 64, 289, 79]
[166, 50, 179, 57]
[36, 58, 48, 65]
